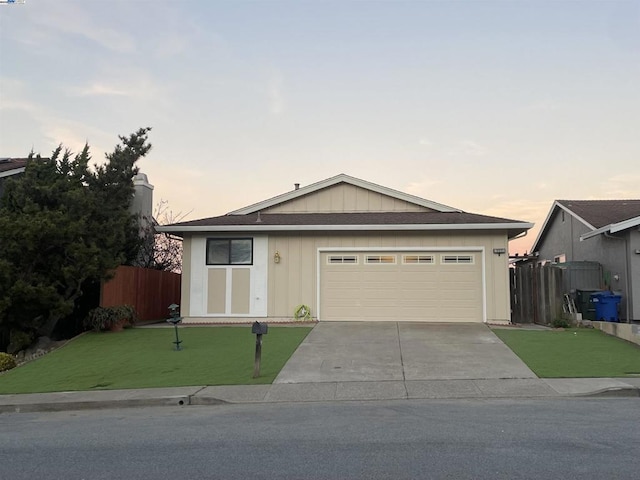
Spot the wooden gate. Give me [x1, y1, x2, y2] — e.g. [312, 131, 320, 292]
[510, 264, 564, 325]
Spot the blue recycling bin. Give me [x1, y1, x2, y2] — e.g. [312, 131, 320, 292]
[590, 292, 622, 322]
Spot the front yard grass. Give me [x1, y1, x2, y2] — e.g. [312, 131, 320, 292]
[0, 326, 312, 394]
[493, 327, 640, 378]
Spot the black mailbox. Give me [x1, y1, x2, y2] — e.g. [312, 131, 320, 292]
[252, 321, 268, 335]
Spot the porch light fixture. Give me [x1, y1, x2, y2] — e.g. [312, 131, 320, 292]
[493, 248, 506, 256]
[274, 251, 281, 263]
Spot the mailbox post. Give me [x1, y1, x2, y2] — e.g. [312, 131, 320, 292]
[167, 303, 183, 351]
[251, 321, 268, 378]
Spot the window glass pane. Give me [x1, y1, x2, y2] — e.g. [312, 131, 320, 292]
[366, 255, 396, 264]
[230, 239, 252, 264]
[404, 255, 433, 264]
[328, 255, 358, 264]
[207, 240, 229, 264]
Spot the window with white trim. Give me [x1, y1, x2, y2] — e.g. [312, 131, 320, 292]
[554, 254, 566, 263]
[206, 238, 253, 265]
[441, 254, 474, 264]
[327, 255, 358, 264]
[402, 255, 434, 264]
[365, 255, 396, 264]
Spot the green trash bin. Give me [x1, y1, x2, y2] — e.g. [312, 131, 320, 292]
[575, 289, 600, 321]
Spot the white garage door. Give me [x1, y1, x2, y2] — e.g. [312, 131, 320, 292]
[320, 251, 483, 322]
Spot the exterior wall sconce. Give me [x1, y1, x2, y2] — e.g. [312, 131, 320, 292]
[493, 248, 506, 256]
[274, 251, 281, 263]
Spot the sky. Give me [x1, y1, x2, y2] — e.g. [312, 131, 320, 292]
[1, 0, 638, 255]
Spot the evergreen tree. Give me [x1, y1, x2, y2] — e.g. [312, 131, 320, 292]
[0, 128, 152, 342]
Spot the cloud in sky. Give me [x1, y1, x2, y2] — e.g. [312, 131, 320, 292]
[28, 2, 136, 53]
[75, 83, 130, 97]
[267, 69, 285, 116]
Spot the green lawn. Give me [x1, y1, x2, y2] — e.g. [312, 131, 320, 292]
[493, 328, 640, 378]
[0, 326, 312, 394]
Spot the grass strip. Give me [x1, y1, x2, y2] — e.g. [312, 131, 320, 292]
[0, 326, 312, 394]
[493, 328, 640, 378]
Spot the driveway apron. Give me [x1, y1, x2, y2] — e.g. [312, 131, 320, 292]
[274, 322, 536, 384]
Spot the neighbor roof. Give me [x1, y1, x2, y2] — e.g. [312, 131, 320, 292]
[531, 199, 640, 251]
[0, 158, 28, 177]
[159, 211, 533, 239]
[556, 200, 640, 229]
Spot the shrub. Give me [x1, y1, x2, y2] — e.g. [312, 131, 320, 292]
[83, 305, 138, 332]
[552, 318, 571, 329]
[0, 352, 17, 372]
[7, 329, 34, 354]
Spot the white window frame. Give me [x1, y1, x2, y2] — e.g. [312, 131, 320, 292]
[365, 254, 397, 265]
[441, 254, 474, 264]
[327, 255, 359, 265]
[402, 254, 435, 265]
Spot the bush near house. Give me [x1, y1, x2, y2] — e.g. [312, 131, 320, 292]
[83, 305, 138, 332]
[0, 352, 16, 372]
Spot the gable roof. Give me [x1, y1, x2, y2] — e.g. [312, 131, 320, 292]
[531, 199, 640, 251]
[228, 173, 461, 215]
[158, 174, 533, 238]
[0, 158, 28, 178]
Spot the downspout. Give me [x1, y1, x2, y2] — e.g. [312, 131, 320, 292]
[604, 232, 631, 323]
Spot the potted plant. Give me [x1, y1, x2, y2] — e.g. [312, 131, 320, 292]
[83, 305, 138, 332]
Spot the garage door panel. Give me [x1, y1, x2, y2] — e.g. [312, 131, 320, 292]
[321, 251, 483, 322]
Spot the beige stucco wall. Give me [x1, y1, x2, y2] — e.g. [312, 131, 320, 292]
[263, 183, 433, 214]
[267, 231, 511, 323]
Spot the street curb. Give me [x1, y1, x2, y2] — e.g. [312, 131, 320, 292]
[577, 387, 640, 398]
[0, 395, 191, 414]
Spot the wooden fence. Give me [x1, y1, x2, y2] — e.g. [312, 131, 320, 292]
[101, 266, 181, 322]
[510, 264, 564, 325]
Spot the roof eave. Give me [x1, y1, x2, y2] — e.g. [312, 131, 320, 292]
[157, 222, 534, 237]
[0, 167, 26, 179]
[580, 215, 640, 241]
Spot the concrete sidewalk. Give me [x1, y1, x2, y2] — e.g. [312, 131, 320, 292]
[1, 377, 639, 413]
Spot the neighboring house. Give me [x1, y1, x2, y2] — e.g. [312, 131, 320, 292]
[0, 158, 28, 198]
[158, 174, 532, 324]
[530, 200, 640, 322]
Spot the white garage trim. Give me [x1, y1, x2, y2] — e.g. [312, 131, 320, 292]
[316, 246, 487, 322]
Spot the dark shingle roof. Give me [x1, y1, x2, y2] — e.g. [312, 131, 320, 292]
[171, 211, 528, 228]
[557, 200, 640, 228]
[0, 158, 28, 173]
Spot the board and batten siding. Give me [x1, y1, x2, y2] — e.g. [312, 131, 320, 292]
[179, 231, 511, 323]
[267, 231, 511, 323]
[262, 183, 433, 214]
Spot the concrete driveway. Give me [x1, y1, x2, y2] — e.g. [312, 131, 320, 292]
[274, 322, 536, 384]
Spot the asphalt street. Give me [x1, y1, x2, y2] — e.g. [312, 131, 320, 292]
[2, 398, 639, 479]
